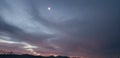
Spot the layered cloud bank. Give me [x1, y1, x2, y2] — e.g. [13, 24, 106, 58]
[0, 0, 120, 58]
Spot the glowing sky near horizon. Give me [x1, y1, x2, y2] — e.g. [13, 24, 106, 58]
[0, 0, 120, 58]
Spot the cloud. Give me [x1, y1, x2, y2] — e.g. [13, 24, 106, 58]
[0, 16, 23, 34]
[0, 35, 40, 55]
[0, 0, 120, 58]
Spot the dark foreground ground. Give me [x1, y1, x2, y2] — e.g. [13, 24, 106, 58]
[0, 54, 70, 58]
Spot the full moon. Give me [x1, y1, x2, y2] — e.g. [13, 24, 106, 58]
[48, 7, 51, 11]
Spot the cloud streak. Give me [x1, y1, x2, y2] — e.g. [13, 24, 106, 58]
[0, 35, 39, 55]
[0, 0, 120, 58]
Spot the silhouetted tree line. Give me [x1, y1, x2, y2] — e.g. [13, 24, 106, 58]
[0, 54, 70, 58]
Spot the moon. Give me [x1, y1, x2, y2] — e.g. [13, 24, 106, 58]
[48, 7, 51, 11]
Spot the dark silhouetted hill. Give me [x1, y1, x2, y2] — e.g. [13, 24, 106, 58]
[0, 54, 70, 58]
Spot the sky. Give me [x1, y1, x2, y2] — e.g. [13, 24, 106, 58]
[0, 0, 120, 58]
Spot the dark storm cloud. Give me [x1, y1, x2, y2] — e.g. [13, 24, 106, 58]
[0, 0, 120, 58]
